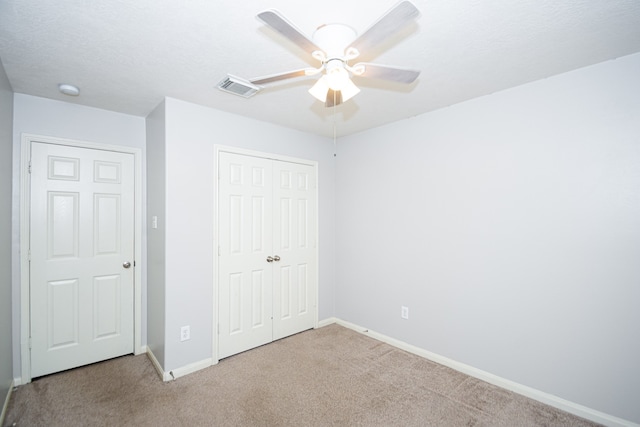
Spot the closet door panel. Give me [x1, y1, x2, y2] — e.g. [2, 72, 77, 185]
[218, 152, 274, 359]
[272, 161, 317, 340]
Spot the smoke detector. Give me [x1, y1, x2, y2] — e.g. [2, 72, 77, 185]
[58, 83, 80, 96]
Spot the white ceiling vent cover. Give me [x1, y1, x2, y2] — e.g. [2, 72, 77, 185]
[217, 74, 261, 98]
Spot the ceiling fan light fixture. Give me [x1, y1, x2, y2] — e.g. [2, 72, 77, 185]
[308, 77, 330, 102]
[339, 77, 360, 102]
[325, 66, 349, 91]
[308, 74, 360, 105]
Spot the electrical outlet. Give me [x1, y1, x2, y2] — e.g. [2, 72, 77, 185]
[401, 306, 409, 320]
[180, 325, 190, 341]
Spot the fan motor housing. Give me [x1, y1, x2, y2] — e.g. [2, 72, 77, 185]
[312, 23, 357, 58]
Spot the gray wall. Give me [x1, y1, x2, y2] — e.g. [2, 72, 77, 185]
[336, 52, 640, 423]
[11, 94, 147, 379]
[0, 60, 14, 415]
[147, 97, 336, 372]
[145, 100, 167, 367]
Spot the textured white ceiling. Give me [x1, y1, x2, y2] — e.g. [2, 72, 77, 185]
[1, 0, 639, 137]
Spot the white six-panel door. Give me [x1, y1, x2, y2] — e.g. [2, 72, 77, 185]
[272, 160, 318, 340]
[218, 151, 317, 359]
[29, 142, 135, 378]
[218, 153, 275, 359]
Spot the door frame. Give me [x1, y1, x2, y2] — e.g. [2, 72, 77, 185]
[19, 133, 144, 383]
[213, 145, 319, 363]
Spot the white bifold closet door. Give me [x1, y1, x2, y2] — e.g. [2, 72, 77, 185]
[218, 151, 317, 359]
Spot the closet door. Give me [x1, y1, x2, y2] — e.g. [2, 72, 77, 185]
[272, 160, 317, 340]
[218, 152, 274, 359]
[218, 151, 317, 359]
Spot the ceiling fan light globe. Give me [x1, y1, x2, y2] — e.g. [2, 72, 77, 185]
[309, 77, 330, 102]
[340, 77, 361, 102]
[325, 67, 350, 91]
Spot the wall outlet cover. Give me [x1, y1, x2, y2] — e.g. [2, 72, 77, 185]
[180, 325, 190, 341]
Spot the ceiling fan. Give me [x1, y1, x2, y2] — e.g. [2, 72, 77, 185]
[218, 1, 421, 107]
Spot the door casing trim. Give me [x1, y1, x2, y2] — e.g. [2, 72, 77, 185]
[19, 133, 143, 383]
[213, 145, 319, 364]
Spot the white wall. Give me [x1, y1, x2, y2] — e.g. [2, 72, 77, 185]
[154, 97, 336, 371]
[336, 52, 640, 424]
[11, 94, 147, 379]
[0, 60, 14, 416]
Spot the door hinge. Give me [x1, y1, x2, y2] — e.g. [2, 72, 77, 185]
[29, 337, 32, 349]
[28, 161, 32, 174]
[28, 250, 31, 261]
[134, 260, 136, 267]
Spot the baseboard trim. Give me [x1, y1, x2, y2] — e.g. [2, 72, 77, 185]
[146, 348, 168, 381]
[334, 318, 637, 427]
[317, 317, 338, 328]
[1, 379, 15, 427]
[167, 358, 215, 381]
[146, 348, 215, 382]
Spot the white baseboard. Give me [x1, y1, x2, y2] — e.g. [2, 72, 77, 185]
[317, 317, 338, 328]
[146, 347, 215, 382]
[1, 379, 15, 427]
[333, 318, 638, 427]
[146, 347, 168, 381]
[167, 358, 216, 381]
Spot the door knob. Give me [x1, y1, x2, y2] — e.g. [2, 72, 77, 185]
[273, 255, 280, 262]
[266, 256, 274, 263]
[123, 261, 132, 269]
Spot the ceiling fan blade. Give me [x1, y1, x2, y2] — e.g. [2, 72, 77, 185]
[257, 10, 322, 54]
[349, 1, 419, 54]
[353, 63, 420, 83]
[250, 69, 310, 85]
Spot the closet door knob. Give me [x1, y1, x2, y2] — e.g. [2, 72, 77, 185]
[273, 255, 281, 262]
[266, 256, 274, 263]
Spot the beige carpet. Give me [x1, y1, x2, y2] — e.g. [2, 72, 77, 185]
[4, 324, 600, 426]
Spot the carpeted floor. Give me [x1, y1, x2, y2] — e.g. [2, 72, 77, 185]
[4, 324, 600, 426]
